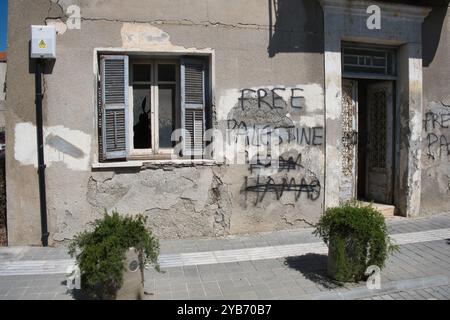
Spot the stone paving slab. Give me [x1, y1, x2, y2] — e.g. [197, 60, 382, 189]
[142, 239, 450, 300]
[0, 213, 449, 300]
[157, 212, 450, 255]
[359, 283, 450, 300]
[1, 238, 448, 300]
[1, 227, 449, 275]
[1, 212, 449, 262]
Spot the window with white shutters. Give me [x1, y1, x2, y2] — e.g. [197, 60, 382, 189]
[97, 54, 209, 162]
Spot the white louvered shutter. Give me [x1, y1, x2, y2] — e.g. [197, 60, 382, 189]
[101, 55, 129, 159]
[181, 58, 206, 158]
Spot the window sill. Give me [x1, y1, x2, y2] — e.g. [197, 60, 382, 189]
[91, 159, 220, 170]
[91, 161, 144, 169]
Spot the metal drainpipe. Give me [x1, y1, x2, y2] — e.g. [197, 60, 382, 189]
[35, 60, 49, 247]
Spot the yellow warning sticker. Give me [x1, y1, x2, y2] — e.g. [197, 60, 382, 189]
[38, 40, 46, 49]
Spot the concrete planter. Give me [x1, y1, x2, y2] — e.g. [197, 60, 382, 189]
[326, 236, 365, 282]
[115, 247, 145, 300]
[326, 244, 338, 280]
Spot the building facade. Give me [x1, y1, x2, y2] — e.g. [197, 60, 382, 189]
[5, 0, 450, 245]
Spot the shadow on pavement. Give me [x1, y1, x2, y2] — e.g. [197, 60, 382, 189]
[284, 253, 343, 289]
[61, 280, 89, 300]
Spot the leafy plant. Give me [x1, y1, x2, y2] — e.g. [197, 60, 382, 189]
[313, 202, 398, 282]
[68, 211, 160, 299]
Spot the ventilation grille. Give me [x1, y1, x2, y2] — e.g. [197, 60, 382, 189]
[342, 45, 396, 77]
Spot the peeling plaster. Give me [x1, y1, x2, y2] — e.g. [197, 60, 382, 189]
[84, 167, 235, 238]
[121, 22, 207, 52]
[14, 123, 91, 171]
[46, 18, 68, 35]
[121, 23, 171, 49]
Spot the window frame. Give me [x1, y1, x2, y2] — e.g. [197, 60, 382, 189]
[155, 60, 180, 156]
[128, 59, 180, 159]
[94, 49, 215, 168]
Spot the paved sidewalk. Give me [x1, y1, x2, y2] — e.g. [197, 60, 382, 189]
[359, 283, 450, 300]
[0, 213, 450, 300]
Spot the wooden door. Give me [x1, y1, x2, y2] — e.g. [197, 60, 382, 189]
[365, 81, 394, 204]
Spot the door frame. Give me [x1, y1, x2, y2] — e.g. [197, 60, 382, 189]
[340, 78, 359, 201]
[341, 78, 397, 205]
[320, 0, 430, 217]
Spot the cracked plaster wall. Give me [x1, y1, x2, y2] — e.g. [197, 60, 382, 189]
[8, 0, 449, 245]
[6, 0, 325, 245]
[421, 7, 450, 215]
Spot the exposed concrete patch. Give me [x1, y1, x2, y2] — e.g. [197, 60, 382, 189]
[14, 123, 91, 171]
[54, 209, 79, 242]
[83, 166, 235, 239]
[210, 168, 233, 237]
[86, 175, 129, 210]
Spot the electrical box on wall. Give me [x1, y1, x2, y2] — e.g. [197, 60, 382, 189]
[31, 25, 56, 59]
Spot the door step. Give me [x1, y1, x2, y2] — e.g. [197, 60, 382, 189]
[359, 202, 396, 217]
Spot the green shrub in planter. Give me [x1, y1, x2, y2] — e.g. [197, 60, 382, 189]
[313, 202, 398, 282]
[68, 211, 160, 299]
